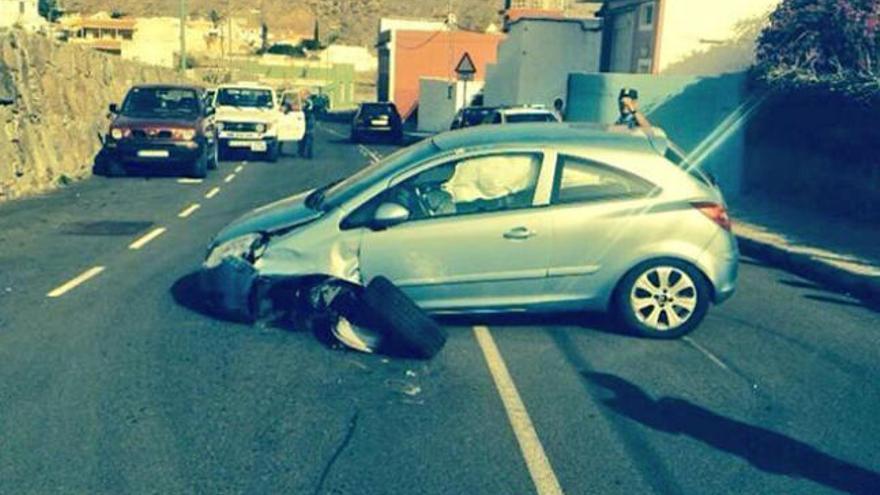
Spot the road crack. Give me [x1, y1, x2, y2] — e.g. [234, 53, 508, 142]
[313, 410, 360, 495]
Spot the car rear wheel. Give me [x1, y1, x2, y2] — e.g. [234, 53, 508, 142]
[614, 259, 710, 339]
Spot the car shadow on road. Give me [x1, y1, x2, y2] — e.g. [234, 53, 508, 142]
[583, 371, 880, 495]
[170, 271, 253, 325]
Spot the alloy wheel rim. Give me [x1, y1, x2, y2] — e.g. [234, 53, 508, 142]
[630, 266, 698, 331]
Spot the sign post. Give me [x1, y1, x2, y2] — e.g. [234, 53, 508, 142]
[454, 52, 477, 108]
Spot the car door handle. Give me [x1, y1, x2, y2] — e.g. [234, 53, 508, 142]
[503, 227, 537, 240]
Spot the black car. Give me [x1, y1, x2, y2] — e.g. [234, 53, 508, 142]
[450, 106, 497, 130]
[351, 102, 403, 143]
[101, 84, 218, 178]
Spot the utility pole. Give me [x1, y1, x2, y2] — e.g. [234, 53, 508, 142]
[179, 0, 187, 73]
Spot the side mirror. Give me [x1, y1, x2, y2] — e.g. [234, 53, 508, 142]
[205, 106, 215, 116]
[108, 103, 118, 114]
[372, 203, 410, 229]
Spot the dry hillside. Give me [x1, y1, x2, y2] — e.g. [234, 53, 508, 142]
[63, 0, 500, 46]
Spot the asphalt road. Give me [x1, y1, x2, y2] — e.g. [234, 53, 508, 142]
[0, 123, 878, 495]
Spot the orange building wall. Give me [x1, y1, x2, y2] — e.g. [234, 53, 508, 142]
[393, 30, 503, 119]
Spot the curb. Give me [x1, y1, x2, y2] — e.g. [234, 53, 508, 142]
[736, 233, 880, 309]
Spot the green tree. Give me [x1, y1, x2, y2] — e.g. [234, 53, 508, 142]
[38, 0, 60, 22]
[755, 0, 880, 99]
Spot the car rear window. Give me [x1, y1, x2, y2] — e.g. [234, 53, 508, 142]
[506, 112, 557, 124]
[361, 104, 396, 117]
[122, 87, 201, 118]
[463, 108, 495, 126]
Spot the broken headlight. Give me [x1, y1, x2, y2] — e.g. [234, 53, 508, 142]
[204, 233, 265, 269]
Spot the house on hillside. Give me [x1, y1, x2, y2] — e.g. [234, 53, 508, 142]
[598, 0, 779, 75]
[0, 0, 47, 31]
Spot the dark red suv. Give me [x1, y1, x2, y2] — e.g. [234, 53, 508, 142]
[101, 84, 218, 178]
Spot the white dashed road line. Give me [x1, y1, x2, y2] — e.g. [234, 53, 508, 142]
[178, 203, 201, 218]
[129, 227, 167, 250]
[177, 178, 203, 184]
[473, 326, 565, 495]
[234, 165, 244, 173]
[319, 124, 347, 138]
[47, 266, 106, 298]
[357, 144, 382, 164]
[224, 174, 236, 183]
[683, 336, 731, 372]
[205, 187, 221, 199]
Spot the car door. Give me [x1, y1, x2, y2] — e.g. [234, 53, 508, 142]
[277, 107, 306, 142]
[356, 150, 555, 311]
[546, 153, 659, 306]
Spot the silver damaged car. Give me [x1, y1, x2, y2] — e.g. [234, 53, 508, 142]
[200, 123, 738, 338]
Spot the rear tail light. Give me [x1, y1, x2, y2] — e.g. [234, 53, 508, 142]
[692, 202, 732, 231]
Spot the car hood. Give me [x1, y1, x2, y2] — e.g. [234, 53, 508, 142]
[215, 106, 277, 123]
[113, 115, 199, 128]
[213, 189, 323, 244]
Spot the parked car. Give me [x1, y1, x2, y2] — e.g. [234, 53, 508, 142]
[213, 83, 304, 162]
[486, 106, 561, 125]
[450, 106, 498, 130]
[351, 102, 403, 143]
[102, 84, 217, 178]
[200, 123, 738, 338]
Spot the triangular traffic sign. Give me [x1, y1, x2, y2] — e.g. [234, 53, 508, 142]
[455, 52, 477, 76]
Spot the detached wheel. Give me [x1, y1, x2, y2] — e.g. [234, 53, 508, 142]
[361, 276, 447, 359]
[614, 259, 710, 339]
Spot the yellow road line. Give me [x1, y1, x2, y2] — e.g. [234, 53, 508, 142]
[178, 203, 201, 218]
[205, 187, 220, 199]
[129, 227, 167, 250]
[473, 326, 564, 495]
[47, 266, 106, 298]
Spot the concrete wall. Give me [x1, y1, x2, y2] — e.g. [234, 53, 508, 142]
[418, 78, 484, 133]
[484, 18, 601, 109]
[0, 0, 44, 30]
[566, 71, 749, 196]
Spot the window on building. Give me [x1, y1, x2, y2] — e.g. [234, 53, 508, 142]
[637, 58, 653, 74]
[553, 156, 655, 204]
[640, 2, 655, 30]
[20, 1, 26, 15]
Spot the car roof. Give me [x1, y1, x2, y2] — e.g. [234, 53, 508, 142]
[432, 123, 668, 156]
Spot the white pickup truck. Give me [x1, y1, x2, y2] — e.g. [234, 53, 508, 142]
[212, 83, 305, 162]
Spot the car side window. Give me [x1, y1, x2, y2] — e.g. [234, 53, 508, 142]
[553, 155, 655, 204]
[342, 153, 542, 229]
[492, 113, 503, 124]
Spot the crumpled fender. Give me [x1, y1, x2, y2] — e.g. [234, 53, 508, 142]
[255, 229, 363, 286]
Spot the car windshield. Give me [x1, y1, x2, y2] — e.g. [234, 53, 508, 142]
[120, 87, 201, 118]
[216, 88, 274, 109]
[312, 139, 440, 211]
[506, 112, 557, 123]
[361, 104, 395, 117]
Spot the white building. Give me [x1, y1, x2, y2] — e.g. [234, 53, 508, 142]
[0, 0, 46, 30]
[418, 77, 485, 133]
[483, 16, 602, 109]
[599, 0, 780, 75]
[319, 45, 377, 73]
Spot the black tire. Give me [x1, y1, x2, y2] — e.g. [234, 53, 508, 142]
[105, 156, 127, 177]
[350, 130, 360, 143]
[266, 140, 280, 163]
[207, 142, 219, 170]
[188, 153, 208, 179]
[360, 276, 447, 359]
[613, 258, 711, 339]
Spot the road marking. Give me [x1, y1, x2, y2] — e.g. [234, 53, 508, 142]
[47, 266, 106, 298]
[234, 165, 244, 173]
[205, 187, 220, 199]
[178, 203, 201, 218]
[357, 144, 382, 164]
[224, 173, 236, 183]
[473, 326, 564, 495]
[129, 227, 167, 250]
[320, 125, 347, 138]
[683, 336, 731, 372]
[177, 178, 203, 184]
